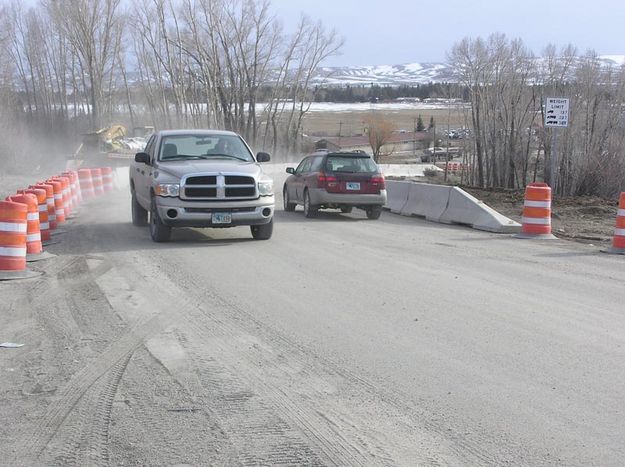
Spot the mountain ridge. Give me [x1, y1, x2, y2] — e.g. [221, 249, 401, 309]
[312, 55, 625, 86]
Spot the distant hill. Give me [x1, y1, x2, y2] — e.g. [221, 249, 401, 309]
[313, 63, 454, 86]
[312, 55, 625, 87]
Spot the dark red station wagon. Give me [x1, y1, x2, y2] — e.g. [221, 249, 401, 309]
[283, 150, 387, 219]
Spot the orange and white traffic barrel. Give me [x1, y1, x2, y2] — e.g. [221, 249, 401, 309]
[603, 192, 625, 255]
[0, 200, 27, 274]
[54, 175, 72, 216]
[52, 175, 72, 220]
[91, 168, 104, 196]
[46, 179, 66, 224]
[18, 188, 50, 242]
[63, 170, 81, 206]
[79, 168, 95, 199]
[32, 183, 57, 231]
[517, 182, 556, 239]
[73, 170, 83, 204]
[7, 194, 42, 256]
[56, 175, 73, 217]
[101, 167, 114, 192]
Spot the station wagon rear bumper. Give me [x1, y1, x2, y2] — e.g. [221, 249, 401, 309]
[309, 188, 387, 207]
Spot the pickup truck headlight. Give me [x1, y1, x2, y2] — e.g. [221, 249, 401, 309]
[155, 183, 180, 197]
[258, 177, 273, 196]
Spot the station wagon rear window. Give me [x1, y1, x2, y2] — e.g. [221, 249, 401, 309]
[326, 156, 378, 173]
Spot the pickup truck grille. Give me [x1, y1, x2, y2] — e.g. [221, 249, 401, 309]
[187, 175, 217, 185]
[181, 173, 257, 200]
[186, 187, 217, 197]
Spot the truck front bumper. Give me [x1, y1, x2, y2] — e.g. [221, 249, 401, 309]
[155, 195, 274, 227]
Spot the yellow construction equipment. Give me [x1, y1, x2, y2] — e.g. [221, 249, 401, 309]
[69, 124, 154, 168]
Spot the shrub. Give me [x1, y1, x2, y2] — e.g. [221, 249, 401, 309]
[423, 168, 439, 177]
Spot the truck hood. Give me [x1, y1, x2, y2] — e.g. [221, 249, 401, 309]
[155, 160, 266, 180]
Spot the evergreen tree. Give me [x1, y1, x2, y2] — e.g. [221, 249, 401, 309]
[416, 114, 425, 132]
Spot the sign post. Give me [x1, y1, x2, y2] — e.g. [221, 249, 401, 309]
[544, 97, 570, 192]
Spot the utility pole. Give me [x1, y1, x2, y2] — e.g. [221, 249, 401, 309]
[338, 121, 343, 147]
[445, 90, 452, 182]
[413, 116, 417, 156]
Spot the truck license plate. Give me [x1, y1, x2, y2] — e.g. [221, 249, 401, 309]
[346, 182, 360, 190]
[212, 212, 231, 224]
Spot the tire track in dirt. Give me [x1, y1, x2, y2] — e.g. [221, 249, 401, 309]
[111, 251, 471, 466]
[13, 209, 497, 465]
[109, 346, 239, 465]
[176, 321, 430, 466]
[94, 253, 388, 465]
[12, 314, 164, 465]
[8, 253, 168, 465]
[44, 354, 131, 466]
[157, 255, 500, 466]
[149, 331, 327, 466]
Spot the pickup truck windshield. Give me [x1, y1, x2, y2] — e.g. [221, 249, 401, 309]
[159, 134, 254, 162]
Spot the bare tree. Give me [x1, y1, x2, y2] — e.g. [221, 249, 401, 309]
[44, 0, 123, 128]
[261, 14, 342, 156]
[0, 0, 343, 162]
[448, 36, 489, 187]
[364, 114, 395, 162]
[450, 34, 625, 196]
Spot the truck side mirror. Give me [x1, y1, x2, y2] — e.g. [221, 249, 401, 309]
[256, 152, 270, 163]
[135, 152, 150, 164]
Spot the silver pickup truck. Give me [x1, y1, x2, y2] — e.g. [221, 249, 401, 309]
[130, 129, 274, 242]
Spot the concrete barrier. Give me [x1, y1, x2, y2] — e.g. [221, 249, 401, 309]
[439, 187, 521, 233]
[386, 181, 521, 234]
[384, 181, 411, 213]
[378, 164, 441, 177]
[399, 183, 452, 222]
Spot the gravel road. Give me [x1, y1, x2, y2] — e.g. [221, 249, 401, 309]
[1, 175, 624, 466]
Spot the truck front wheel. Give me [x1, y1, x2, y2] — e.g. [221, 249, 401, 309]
[149, 199, 172, 242]
[250, 218, 273, 240]
[131, 192, 148, 226]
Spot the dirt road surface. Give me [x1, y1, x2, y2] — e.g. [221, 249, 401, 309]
[1, 176, 625, 466]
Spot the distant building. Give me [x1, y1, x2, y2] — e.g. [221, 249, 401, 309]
[315, 131, 430, 154]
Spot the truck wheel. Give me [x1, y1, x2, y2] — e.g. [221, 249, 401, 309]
[303, 190, 318, 218]
[131, 192, 148, 226]
[149, 199, 172, 242]
[283, 187, 296, 212]
[340, 206, 353, 213]
[250, 218, 273, 240]
[366, 206, 382, 220]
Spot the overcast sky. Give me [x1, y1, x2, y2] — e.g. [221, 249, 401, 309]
[269, 0, 625, 66]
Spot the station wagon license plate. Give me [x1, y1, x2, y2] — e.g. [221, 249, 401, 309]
[346, 182, 360, 190]
[212, 212, 231, 224]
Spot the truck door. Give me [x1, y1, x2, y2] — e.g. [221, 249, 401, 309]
[135, 135, 156, 207]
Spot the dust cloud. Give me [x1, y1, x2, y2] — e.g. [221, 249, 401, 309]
[0, 124, 77, 198]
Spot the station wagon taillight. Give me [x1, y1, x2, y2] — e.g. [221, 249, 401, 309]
[317, 173, 338, 189]
[370, 175, 385, 190]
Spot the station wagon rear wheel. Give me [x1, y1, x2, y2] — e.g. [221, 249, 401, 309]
[366, 206, 382, 220]
[303, 190, 318, 218]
